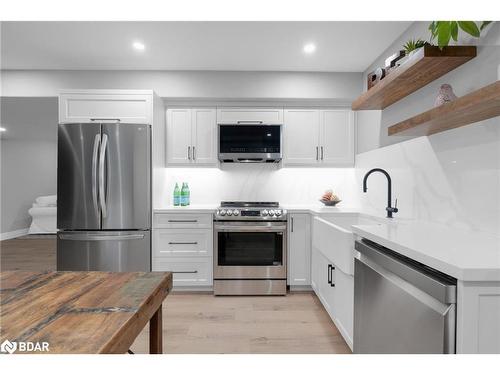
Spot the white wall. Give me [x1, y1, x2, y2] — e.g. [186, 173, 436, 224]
[354, 22, 500, 236]
[0, 97, 58, 234]
[1, 70, 362, 101]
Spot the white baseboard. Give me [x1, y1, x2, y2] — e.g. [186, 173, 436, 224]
[0, 228, 29, 241]
[172, 285, 213, 293]
[289, 285, 313, 292]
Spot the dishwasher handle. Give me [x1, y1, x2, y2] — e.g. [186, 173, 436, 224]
[356, 253, 453, 315]
[355, 240, 456, 304]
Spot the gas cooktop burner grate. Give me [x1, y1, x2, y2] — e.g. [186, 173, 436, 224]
[220, 201, 279, 208]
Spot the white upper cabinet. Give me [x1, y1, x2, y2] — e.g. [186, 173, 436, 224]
[217, 108, 283, 124]
[320, 110, 355, 166]
[288, 213, 311, 286]
[166, 108, 217, 166]
[283, 108, 354, 167]
[167, 108, 192, 164]
[283, 109, 320, 165]
[59, 90, 153, 124]
[192, 108, 217, 165]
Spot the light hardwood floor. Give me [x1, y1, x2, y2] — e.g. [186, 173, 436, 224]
[0, 236, 351, 354]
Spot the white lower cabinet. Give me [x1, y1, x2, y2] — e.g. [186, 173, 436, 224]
[152, 257, 212, 287]
[154, 213, 212, 229]
[288, 213, 311, 286]
[311, 245, 354, 350]
[153, 213, 213, 289]
[153, 229, 212, 257]
[332, 265, 354, 348]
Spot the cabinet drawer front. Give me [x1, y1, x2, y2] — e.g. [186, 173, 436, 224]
[153, 229, 212, 257]
[59, 93, 152, 124]
[154, 213, 212, 228]
[217, 108, 283, 124]
[152, 257, 213, 286]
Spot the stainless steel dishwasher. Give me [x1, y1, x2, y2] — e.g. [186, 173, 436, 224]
[353, 239, 457, 354]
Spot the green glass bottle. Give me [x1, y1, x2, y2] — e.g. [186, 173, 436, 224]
[173, 183, 180, 206]
[180, 182, 187, 206]
[185, 182, 190, 206]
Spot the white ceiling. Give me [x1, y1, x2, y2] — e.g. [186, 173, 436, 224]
[1, 21, 411, 72]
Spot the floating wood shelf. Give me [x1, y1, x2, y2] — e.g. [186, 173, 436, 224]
[352, 45, 477, 110]
[388, 81, 500, 136]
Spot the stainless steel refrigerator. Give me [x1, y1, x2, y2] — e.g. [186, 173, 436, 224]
[57, 122, 151, 272]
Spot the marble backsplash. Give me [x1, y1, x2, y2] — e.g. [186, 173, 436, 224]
[154, 164, 359, 209]
[355, 118, 500, 235]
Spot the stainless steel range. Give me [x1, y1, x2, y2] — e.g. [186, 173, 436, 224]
[213, 202, 287, 296]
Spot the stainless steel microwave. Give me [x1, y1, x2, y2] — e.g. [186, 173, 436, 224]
[218, 124, 282, 163]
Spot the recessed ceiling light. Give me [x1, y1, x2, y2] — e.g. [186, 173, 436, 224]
[132, 41, 145, 51]
[0, 127, 6, 132]
[303, 43, 316, 54]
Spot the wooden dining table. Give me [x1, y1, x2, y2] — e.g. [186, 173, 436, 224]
[0, 270, 172, 354]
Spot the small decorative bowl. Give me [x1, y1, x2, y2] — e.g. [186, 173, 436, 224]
[319, 199, 342, 206]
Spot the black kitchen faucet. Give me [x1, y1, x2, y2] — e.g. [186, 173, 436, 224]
[362, 168, 398, 218]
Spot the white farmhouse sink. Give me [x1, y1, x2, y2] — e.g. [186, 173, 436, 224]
[312, 213, 382, 275]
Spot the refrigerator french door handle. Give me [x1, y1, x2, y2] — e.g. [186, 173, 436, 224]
[99, 133, 108, 218]
[92, 134, 101, 218]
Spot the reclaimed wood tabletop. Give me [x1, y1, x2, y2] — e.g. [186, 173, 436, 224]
[0, 270, 172, 354]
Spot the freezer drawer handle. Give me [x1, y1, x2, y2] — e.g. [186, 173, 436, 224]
[237, 121, 263, 124]
[90, 118, 121, 122]
[172, 270, 198, 274]
[168, 242, 198, 245]
[59, 233, 145, 241]
[168, 220, 198, 223]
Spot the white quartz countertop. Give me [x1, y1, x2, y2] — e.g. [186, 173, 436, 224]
[154, 204, 361, 214]
[352, 221, 500, 282]
[154, 204, 218, 213]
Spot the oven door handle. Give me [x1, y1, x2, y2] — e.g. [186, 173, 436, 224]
[214, 226, 287, 232]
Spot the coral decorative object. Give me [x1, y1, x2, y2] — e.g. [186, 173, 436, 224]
[434, 84, 458, 107]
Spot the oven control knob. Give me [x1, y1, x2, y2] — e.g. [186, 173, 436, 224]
[227, 210, 233, 216]
[275, 210, 282, 217]
[262, 209, 269, 216]
[220, 209, 227, 216]
[269, 210, 275, 216]
[233, 209, 240, 216]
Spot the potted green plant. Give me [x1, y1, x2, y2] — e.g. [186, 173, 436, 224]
[428, 21, 492, 48]
[403, 38, 428, 55]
